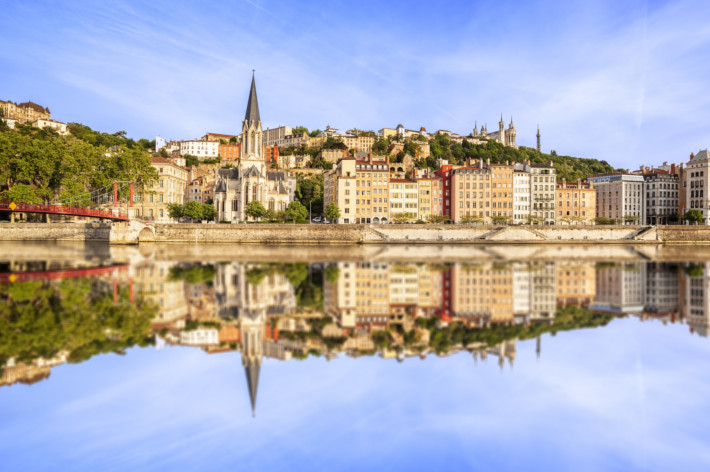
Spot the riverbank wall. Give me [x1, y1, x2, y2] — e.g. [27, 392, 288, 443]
[2, 222, 710, 245]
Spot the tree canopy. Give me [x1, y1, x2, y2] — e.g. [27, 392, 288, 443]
[0, 125, 158, 204]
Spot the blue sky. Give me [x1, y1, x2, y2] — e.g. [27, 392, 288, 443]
[1, 0, 709, 168]
[2, 318, 710, 471]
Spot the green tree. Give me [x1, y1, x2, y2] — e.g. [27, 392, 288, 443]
[324, 202, 340, 221]
[392, 212, 416, 223]
[201, 203, 216, 221]
[684, 209, 704, 224]
[184, 155, 200, 168]
[245, 200, 266, 221]
[427, 214, 450, 224]
[323, 137, 347, 150]
[461, 214, 483, 224]
[594, 216, 614, 225]
[1, 183, 43, 203]
[167, 203, 184, 220]
[183, 201, 203, 221]
[372, 138, 389, 154]
[286, 200, 308, 223]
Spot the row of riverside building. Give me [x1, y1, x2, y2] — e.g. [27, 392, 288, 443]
[324, 150, 710, 225]
[324, 153, 594, 224]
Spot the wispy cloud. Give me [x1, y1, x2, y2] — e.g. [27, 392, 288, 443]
[1, 0, 709, 167]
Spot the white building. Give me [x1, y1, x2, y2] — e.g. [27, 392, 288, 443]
[530, 162, 557, 224]
[32, 118, 68, 135]
[588, 173, 645, 224]
[180, 329, 219, 346]
[513, 163, 532, 223]
[179, 140, 219, 159]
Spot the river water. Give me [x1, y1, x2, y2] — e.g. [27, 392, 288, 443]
[1, 242, 709, 471]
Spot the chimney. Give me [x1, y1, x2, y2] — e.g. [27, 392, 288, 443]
[562, 177, 566, 188]
[486, 158, 490, 166]
[671, 163, 676, 174]
[691, 152, 695, 160]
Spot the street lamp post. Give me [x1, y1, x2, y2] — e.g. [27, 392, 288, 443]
[309, 199, 313, 224]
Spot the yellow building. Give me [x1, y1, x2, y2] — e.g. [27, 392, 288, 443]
[556, 179, 596, 224]
[136, 157, 188, 222]
[451, 166, 491, 222]
[355, 154, 390, 224]
[490, 163, 514, 222]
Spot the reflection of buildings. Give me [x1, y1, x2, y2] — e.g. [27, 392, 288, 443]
[645, 263, 680, 316]
[133, 261, 188, 327]
[9, 256, 710, 393]
[593, 263, 646, 313]
[681, 263, 710, 337]
[556, 263, 596, 306]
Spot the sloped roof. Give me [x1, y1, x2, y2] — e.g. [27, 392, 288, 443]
[690, 150, 709, 163]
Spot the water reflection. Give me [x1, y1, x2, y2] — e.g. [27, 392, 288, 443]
[2, 254, 710, 411]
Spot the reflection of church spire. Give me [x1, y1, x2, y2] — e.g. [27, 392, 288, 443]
[243, 354, 261, 417]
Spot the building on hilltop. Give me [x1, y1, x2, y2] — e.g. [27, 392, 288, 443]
[473, 115, 517, 149]
[214, 74, 296, 222]
[0, 100, 51, 123]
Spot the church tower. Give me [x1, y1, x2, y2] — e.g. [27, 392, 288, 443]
[536, 126, 541, 152]
[507, 116, 516, 148]
[240, 72, 264, 170]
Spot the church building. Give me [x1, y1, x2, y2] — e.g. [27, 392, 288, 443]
[214, 74, 296, 222]
[472, 115, 518, 149]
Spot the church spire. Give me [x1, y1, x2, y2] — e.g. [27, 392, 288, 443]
[245, 72, 260, 123]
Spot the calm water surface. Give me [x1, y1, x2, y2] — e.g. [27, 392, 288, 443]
[1, 243, 709, 471]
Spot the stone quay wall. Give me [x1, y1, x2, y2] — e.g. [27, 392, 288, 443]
[0, 223, 111, 242]
[2, 222, 710, 245]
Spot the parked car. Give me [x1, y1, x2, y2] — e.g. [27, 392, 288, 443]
[312, 216, 322, 223]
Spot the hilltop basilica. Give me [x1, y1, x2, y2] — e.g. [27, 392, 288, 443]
[214, 75, 296, 222]
[472, 115, 518, 149]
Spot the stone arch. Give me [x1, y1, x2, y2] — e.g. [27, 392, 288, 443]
[138, 227, 156, 243]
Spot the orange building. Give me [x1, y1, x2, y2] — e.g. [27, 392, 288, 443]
[219, 143, 240, 161]
[556, 178, 596, 224]
[263, 145, 279, 164]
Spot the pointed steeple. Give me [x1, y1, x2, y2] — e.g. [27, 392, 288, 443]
[245, 72, 261, 123]
[244, 356, 261, 417]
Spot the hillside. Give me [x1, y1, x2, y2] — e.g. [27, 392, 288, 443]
[428, 134, 619, 181]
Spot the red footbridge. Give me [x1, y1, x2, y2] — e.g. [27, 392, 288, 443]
[0, 201, 129, 221]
